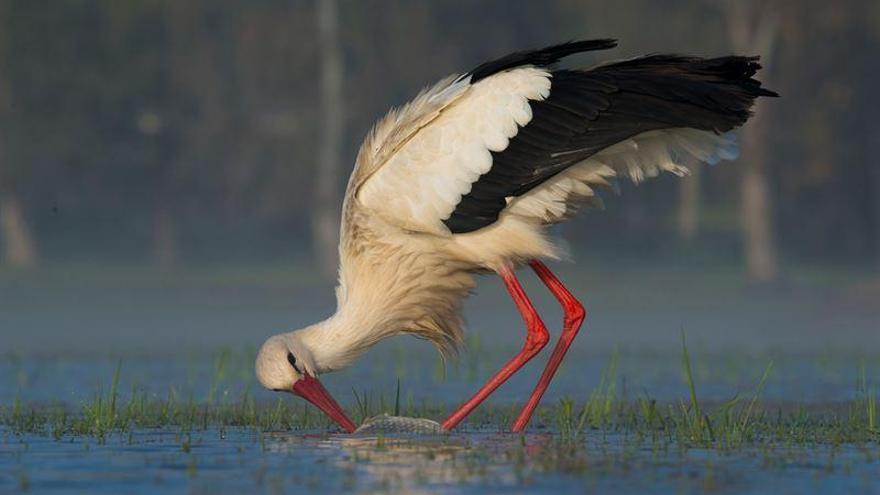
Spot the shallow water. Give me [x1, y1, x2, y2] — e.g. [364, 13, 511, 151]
[2, 263, 879, 492]
[3, 427, 878, 494]
[3, 338, 880, 493]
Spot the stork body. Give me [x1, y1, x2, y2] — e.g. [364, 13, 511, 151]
[255, 40, 775, 433]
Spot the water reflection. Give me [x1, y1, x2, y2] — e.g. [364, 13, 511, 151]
[264, 429, 558, 489]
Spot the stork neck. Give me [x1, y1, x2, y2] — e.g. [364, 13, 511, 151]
[296, 311, 381, 374]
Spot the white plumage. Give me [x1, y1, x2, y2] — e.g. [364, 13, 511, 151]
[358, 67, 551, 234]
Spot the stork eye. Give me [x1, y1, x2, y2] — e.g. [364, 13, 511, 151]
[287, 352, 301, 373]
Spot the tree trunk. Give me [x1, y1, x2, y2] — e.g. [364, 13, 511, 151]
[0, 193, 37, 268]
[312, 0, 343, 279]
[677, 163, 701, 242]
[739, 109, 780, 283]
[0, 4, 35, 268]
[725, 0, 782, 284]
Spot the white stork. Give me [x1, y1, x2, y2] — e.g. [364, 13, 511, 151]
[255, 40, 776, 433]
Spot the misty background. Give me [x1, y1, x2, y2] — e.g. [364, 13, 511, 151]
[1, 0, 879, 361]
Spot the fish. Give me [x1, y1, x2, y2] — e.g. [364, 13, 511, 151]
[353, 414, 445, 435]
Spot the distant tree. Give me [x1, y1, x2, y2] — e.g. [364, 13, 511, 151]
[160, 0, 240, 267]
[724, 0, 782, 284]
[0, 1, 37, 268]
[313, 0, 344, 278]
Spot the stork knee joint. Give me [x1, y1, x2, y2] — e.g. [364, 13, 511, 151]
[565, 302, 586, 328]
[526, 326, 550, 351]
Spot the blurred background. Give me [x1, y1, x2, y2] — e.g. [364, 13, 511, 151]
[1, 0, 878, 369]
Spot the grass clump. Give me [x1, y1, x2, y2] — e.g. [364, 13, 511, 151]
[856, 361, 877, 434]
[535, 334, 878, 451]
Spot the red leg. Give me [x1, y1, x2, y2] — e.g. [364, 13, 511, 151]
[441, 266, 549, 430]
[511, 260, 586, 432]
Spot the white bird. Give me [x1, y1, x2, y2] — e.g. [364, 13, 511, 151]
[255, 40, 776, 433]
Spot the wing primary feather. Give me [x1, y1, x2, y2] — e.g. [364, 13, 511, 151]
[444, 54, 775, 234]
[467, 39, 618, 83]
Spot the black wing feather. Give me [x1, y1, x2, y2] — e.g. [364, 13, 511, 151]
[467, 39, 618, 83]
[444, 51, 777, 234]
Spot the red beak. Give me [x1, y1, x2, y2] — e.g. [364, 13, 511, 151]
[292, 374, 356, 433]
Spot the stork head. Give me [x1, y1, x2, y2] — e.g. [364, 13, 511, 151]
[255, 332, 356, 433]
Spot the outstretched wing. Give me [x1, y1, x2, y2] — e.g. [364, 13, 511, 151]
[353, 40, 775, 235]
